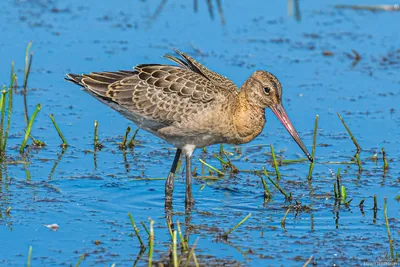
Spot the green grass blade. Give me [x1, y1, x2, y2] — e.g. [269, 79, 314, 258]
[20, 103, 41, 153]
[50, 114, 68, 147]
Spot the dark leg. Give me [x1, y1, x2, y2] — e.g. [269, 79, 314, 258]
[165, 149, 182, 204]
[185, 154, 194, 208]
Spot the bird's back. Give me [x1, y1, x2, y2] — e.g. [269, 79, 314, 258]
[66, 50, 239, 148]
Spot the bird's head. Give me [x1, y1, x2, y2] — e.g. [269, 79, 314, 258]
[245, 70, 313, 163]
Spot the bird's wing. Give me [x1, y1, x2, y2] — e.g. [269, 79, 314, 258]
[66, 65, 229, 125]
[163, 49, 239, 94]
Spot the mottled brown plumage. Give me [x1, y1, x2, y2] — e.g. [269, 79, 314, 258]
[66, 49, 312, 207]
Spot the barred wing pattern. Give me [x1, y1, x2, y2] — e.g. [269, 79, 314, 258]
[164, 49, 239, 94]
[66, 59, 234, 130]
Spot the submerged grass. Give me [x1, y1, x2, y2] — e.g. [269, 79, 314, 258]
[173, 230, 179, 267]
[270, 144, 281, 180]
[128, 127, 140, 148]
[337, 113, 362, 171]
[185, 238, 200, 267]
[261, 167, 271, 198]
[199, 158, 224, 176]
[382, 148, 389, 170]
[49, 114, 68, 148]
[20, 103, 41, 153]
[148, 220, 154, 267]
[222, 212, 251, 239]
[75, 253, 86, 267]
[93, 120, 103, 150]
[177, 221, 188, 251]
[27, 246, 32, 267]
[336, 168, 341, 199]
[373, 194, 378, 211]
[281, 207, 290, 229]
[0, 88, 7, 153]
[23, 42, 33, 125]
[119, 126, 131, 149]
[383, 197, 396, 260]
[2, 73, 16, 152]
[307, 115, 318, 179]
[263, 166, 291, 200]
[128, 212, 145, 249]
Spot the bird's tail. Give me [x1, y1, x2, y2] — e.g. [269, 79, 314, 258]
[65, 73, 84, 86]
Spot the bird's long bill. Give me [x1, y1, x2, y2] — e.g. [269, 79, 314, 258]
[271, 103, 314, 163]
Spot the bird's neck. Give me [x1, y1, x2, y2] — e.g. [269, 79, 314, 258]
[232, 90, 265, 144]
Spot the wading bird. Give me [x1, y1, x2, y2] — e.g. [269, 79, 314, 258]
[66, 49, 313, 208]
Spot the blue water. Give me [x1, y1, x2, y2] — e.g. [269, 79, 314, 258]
[0, 0, 399, 266]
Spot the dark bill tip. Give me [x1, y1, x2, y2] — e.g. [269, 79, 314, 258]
[270, 103, 313, 163]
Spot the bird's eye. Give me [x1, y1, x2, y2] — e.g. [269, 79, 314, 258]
[264, 87, 271, 94]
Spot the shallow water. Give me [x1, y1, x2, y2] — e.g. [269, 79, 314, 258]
[0, 0, 399, 266]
